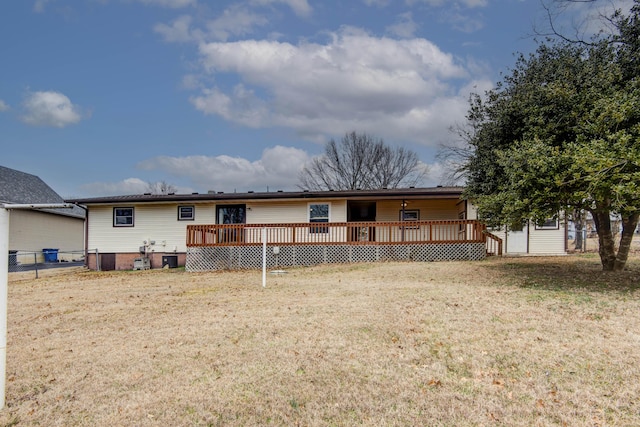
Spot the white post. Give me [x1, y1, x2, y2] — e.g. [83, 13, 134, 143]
[262, 227, 267, 288]
[0, 208, 9, 409]
[0, 203, 72, 409]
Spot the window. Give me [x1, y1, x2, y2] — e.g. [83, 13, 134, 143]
[399, 209, 420, 229]
[309, 203, 329, 233]
[178, 205, 195, 221]
[535, 217, 559, 230]
[114, 207, 134, 227]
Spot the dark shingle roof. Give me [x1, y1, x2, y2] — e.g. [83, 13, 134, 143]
[0, 165, 85, 218]
[67, 186, 464, 205]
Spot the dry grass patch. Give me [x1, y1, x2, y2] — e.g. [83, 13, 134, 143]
[2, 255, 640, 426]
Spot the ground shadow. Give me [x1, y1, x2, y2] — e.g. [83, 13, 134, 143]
[485, 255, 640, 293]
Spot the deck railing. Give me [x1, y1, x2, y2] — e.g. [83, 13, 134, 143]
[187, 220, 499, 251]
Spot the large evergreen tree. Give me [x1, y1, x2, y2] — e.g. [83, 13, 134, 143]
[463, 2, 640, 271]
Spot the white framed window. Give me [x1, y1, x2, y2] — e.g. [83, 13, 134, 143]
[309, 203, 330, 233]
[178, 205, 195, 221]
[535, 217, 559, 230]
[399, 209, 420, 229]
[113, 207, 134, 227]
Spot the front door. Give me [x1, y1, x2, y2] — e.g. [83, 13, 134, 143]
[506, 222, 529, 254]
[216, 204, 246, 243]
[347, 201, 376, 242]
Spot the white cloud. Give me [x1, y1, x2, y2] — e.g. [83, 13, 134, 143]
[80, 178, 149, 196]
[0, 100, 9, 112]
[553, 0, 635, 38]
[21, 91, 84, 128]
[79, 177, 194, 196]
[137, 0, 196, 8]
[363, 0, 390, 7]
[155, 5, 270, 43]
[386, 12, 418, 38]
[154, 15, 195, 42]
[190, 29, 477, 148]
[442, 10, 485, 33]
[136, 146, 310, 192]
[250, 0, 312, 17]
[205, 4, 269, 41]
[407, 0, 487, 8]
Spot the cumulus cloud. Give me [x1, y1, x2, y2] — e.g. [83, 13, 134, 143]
[21, 90, 84, 128]
[0, 100, 9, 112]
[136, 146, 310, 192]
[190, 28, 481, 147]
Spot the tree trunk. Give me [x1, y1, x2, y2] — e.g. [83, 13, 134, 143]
[592, 208, 617, 271]
[573, 209, 583, 251]
[614, 212, 640, 271]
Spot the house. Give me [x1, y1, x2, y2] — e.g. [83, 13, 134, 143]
[1, 165, 86, 263]
[68, 186, 512, 271]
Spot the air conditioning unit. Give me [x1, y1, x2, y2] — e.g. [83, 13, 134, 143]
[133, 257, 150, 270]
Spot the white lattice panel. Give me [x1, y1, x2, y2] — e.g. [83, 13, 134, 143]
[186, 243, 486, 271]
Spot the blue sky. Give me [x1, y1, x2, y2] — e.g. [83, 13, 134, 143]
[0, 0, 629, 197]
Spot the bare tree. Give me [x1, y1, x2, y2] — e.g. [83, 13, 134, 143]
[436, 93, 485, 186]
[298, 132, 426, 191]
[147, 180, 177, 195]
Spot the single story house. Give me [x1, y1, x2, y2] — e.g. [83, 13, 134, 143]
[1, 165, 85, 264]
[67, 187, 566, 271]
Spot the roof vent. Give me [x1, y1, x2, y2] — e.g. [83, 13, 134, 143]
[144, 192, 152, 195]
[303, 190, 309, 192]
[217, 191, 224, 194]
[248, 191, 254, 193]
[409, 186, 415, 189]
[277, 190, 283, 192]
[436, 185, 442, 188]
[192, 192, 199, 194]
[168, 192, 175, 195]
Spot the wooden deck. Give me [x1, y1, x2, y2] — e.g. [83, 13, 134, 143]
[187, 220, 502, 255]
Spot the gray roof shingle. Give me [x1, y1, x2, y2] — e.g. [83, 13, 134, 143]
[0, 165, 85, 218]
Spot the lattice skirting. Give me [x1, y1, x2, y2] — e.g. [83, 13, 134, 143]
[186, 243, 486, 271]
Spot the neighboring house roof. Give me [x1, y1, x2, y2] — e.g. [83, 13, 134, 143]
[66, 186, 465, 205]
[0, 165, 85, 218]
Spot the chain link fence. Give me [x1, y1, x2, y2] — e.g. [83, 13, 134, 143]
[8, 249, 86, 279]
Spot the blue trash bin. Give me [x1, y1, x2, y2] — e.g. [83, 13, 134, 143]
[42, 248, 59, 262]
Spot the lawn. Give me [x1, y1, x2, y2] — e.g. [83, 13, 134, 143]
[2, 255, 639, 426]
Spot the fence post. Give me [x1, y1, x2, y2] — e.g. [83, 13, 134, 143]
[34, 252, 38, 279]
[95, 249, 100, 271]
